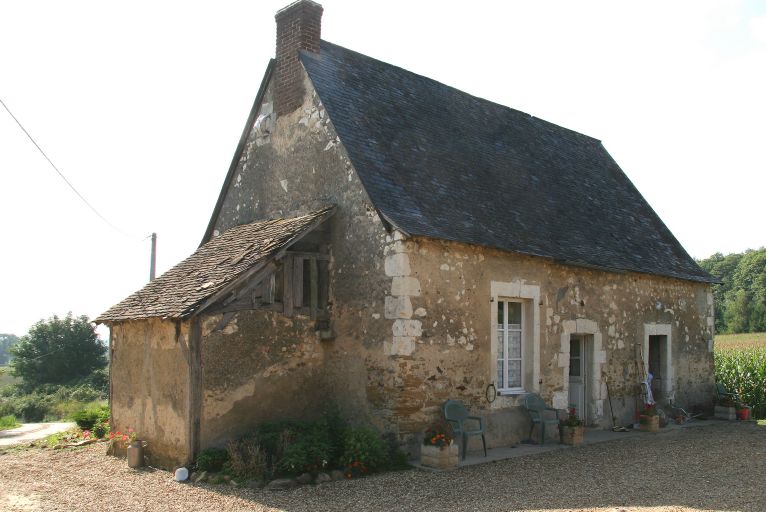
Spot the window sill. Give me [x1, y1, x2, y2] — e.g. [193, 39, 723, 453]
[498, 388, 527, 396]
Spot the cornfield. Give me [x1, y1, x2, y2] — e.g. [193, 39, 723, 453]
[714, 345, 766, 419]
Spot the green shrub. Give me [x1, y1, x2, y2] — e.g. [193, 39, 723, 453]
[69, 384, 104, 403]
[0, 415, 19, 430]
[196, 447, 230, 472]
[341, 426, 389, 471]
[324, 406, 347, 467]
[275, 422, 332, 476]
[11, 393, 53, 422]
[227, 435, 269, 480]
[715, 347, 766, 419]
[72, 403, 110, 429]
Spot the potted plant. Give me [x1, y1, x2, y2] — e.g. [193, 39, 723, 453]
[715, 398, 737, 421]
[639, 403, 659, 432]
[559, 407, 585, 445]
[420, 420, 458, 469]
[736, 402, 751, 421]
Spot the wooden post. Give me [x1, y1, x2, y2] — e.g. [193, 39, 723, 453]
[310, 257, 318, 319]
[283, 256, 294, 316]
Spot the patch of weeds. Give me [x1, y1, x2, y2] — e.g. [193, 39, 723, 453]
[227, 435, 269, 480]
[0, 414, 20, 430]
[42, 428, 85, 448]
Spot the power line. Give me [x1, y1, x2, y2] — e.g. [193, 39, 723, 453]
[0, 96, 137, 239]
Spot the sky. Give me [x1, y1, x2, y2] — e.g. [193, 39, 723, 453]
[1, 0, 764, 337]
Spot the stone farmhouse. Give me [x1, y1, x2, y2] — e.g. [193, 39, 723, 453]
[97, 0, 717, 467]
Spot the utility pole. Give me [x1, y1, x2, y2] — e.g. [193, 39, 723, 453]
[150, 232, 157, 281]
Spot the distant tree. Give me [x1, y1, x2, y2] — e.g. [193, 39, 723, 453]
[0, 333, 19, 365]
[724, 289, 750, 334]
[698, 248, 766, 334]
[10, 314, 106, 387]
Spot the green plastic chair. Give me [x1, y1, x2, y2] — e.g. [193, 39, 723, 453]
[442, 400, 487, 460]
[716, 382, 739, 404]
[522, 393, 560, 445]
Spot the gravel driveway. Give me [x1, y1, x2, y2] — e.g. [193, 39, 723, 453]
[1, 421, 763, 512]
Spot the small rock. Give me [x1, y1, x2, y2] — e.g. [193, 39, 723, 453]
[315, 472, 332, 484]
[296, 472, 313, 485]
[266, 478, 297, 491]
[174, 467, 189, 482]
[194, 471, 208, 483]
[330, 469, 345, 481]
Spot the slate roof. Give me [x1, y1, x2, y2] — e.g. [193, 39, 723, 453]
[96, 206, 334, 323]
[300, 41, 714, 283]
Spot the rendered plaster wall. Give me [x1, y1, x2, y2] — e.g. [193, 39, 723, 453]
[110, 319, 192, 468]
[207, 70, 394, 430]
[198, 310, 330, 448]
[371, 236, 714, 451]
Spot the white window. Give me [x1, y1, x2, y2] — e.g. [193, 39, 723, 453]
[497, 300, 524, 391]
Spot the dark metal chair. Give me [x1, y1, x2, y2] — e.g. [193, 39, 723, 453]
[522, 393, 560, 445]
[442, 399, 487, 460]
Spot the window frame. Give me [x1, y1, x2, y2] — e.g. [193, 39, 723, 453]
[496, 299, 525, 394]
[489, 280, 541, 405]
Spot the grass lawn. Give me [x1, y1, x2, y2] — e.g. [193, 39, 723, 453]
[715, 332, 766, 351]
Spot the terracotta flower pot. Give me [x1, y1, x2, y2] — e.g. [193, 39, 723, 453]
[559, 425, 584, 445]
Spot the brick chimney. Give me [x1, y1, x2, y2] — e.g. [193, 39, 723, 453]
[274, 0, 323, 116]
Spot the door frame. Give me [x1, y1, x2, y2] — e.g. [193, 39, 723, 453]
[568, 334, 589, 422]
[555, 319, 606, 423]
[643, 323, 673, 399]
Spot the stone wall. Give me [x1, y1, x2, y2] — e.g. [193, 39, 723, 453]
[201, 59, 714, 458]
[110, 319, 192, 467]
[368, 235, 715, 452]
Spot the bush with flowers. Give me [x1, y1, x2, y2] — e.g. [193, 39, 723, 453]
[108, 427, 138, 448]
[423, 420, 454, 448]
